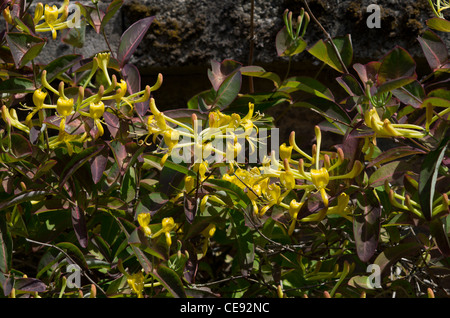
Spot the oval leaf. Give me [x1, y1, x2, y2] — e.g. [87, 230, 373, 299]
[117, 16, 155, 68]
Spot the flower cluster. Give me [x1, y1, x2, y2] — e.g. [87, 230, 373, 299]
[220, 125, 363, 235]
[2, 53, 158, 156]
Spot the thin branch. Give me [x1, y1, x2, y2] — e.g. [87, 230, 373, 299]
[302, 0, 349, 74]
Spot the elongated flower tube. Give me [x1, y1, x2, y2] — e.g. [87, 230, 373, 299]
[364, 108, 426, 138]
[1, 106, 30, 134]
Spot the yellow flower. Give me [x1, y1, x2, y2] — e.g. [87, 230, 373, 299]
[288, 199, 303, 235]
[364, 108, 425, 138]
[152, 217, 176, 247]
[280, 143, 293, 161]
[89, 101, 105, 138]
[310, 167, 330, 207]
[200, 224, 216, 258]
[137, 213, 152, 237]
[127, 272, 145, 298]
[1, 106, 30, 134]
[44, 4, 59, 39]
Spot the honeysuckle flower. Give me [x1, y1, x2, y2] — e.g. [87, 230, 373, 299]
[200, 224, 216, 258]
[364, 108, 426, 138]
[127, 272, 145, 298]
[87, 101, 105, 138]
[151, 217, 176, 248]
[2, 6, 13, 25]
[56, 97, 74, 132]
[34, 1, 71, 40]
[1, 106, 30, 134]
[96, 52, 112, 86]
[44, 4, 59, 39]
[137, 213, 152, 237]
[48, 131, 88, 156]
[288, 199, 303, 235]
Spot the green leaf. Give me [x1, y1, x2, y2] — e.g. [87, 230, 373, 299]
[56, 242, 88, 268]
[280, 76, 335, 101]
[307, 35, 353, 73]
[0, 215, 12, 273]
[153, 265, 186, 298]
[229, 209, 255, 276]
[40, 54, 82, 85]
[213, 70, 242, 110]
[240, 65, 281, 88]
[205, 178, 251, 208]
[0, 190, 48, 211]
[275, 26, 307, 57]
[430, 218, 450, 256]
[336, 74, 364, 97]
[0, 77, 35, 93]
[418, 137, 449, 221]
[426, 17, 450, 32]
[5, 32, 46, 68]
[100, 0, 123, 31]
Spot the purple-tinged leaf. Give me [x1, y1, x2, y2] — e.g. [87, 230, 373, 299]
[373, 241, 422, 276]
[9, 133, 32, 159]
[208, 59, 242, 91]
[33, 159, 57, 181]
[353, 189, 382, 262]
[391, 80, 425, 108]
[5, 32, 45, 68]
[122, 63, 141, 94]
[71, 204, 88, 248]
[367, 146, 425, 168]
[14, 277, 47, 293]
[59, 144, 106, 187]
[184, 195, 199, 224]
[353, 61, 380, 84]
[90, 146, 109, 184]
[377, 46, 416, 85]
[103, 111, 120, 137]
[418, 30, 448, 71]
[368, 160, 415, 188]
[117, 16, 155, 68]
[40, 54, 82, 85]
